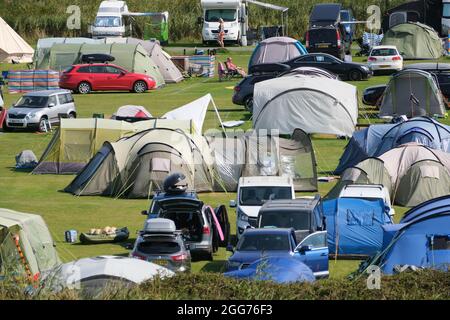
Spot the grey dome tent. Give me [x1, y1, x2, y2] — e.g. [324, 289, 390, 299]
[249, 37, 307, 68]
[253, 75, 358, 137]
[335, 117, 450, 174]
[379, 69, 446, 118]
[381, 22, 442, 60]
[328, 143, 450, 207]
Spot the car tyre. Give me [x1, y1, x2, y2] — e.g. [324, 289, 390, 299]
[244, 97, 253, 113]
[349, 69, 363, 81]
[68, 112, 76, 119]
[133, 80, 148, 94]
[38, 117, 48, 133]
[78, 82, 91, 94]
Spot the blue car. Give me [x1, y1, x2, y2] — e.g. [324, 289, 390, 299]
[226, 228, 329, 279]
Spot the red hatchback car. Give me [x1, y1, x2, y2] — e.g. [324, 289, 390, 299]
[59, 64, 157, 94]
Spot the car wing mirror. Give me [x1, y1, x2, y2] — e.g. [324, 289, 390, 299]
[229, 200, 237, 208]
[185, 243, 191, 251]
[141, 210, 148, 216]
[297, 245, 313, 253]
[48, 103, 56, 108]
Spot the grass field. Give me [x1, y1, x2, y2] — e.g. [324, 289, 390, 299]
[0, 47, 448, 279]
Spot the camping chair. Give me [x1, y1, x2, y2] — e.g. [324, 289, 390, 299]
[224, 61, 243, 79]
[218, 62, 230, 82]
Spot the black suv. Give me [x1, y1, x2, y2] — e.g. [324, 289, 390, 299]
[306, 26, 350, 60]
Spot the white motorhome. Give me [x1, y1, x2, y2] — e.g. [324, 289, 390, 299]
[200, 0, 248, 45]
[90, 0, 129, 38]
[443, 0, 450, 35]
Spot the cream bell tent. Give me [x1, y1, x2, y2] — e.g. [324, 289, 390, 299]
[328, 143, 450, 207]
[0, 17, 34, 63]
[253, 75, 358, 137]
[32, 118, 195, 175]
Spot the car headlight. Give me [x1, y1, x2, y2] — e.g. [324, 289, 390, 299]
[237, 209, 249, 223]
[26, 113, 37, 120]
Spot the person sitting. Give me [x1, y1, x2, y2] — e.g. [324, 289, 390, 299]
[225, 57, 246, 77]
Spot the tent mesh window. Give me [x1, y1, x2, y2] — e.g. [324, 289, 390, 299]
[429, 235, 450, 250]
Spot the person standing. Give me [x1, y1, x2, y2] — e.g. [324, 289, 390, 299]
[217, 18, 225, 48]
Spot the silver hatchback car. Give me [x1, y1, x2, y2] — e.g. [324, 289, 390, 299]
[5, 89, 77, 132]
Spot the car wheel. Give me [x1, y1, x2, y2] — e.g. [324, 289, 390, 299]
[68, 112, 76, 119]
[133, 80, 148, 93]
[244, 97, 253, 113]
[349, 69, 363, 81]
[38, 117, 48, 133]
[78, 82, 91, 94]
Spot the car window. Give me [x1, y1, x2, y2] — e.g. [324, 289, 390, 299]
[260, 211, 310, 230]
[239, 187, 292, 206]
[58, 94, 68, 104]
[48, 96, 57, 106]
[137, 239, 181, 254]
[90, 66, 107, 73]
[299, 232, 327, 249]
[65, 93, 74, 103]
[437, 72, 450, 84]
[77, 66, 91, 73]
[370, 48, 398, 56]
[237, 233, 290, 251]
[296, 56, 315, 62]
[15, 96, 48, 108]
[105, 66, 122, 74]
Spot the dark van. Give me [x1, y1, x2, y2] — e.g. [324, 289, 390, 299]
[306, 26, 348, 60]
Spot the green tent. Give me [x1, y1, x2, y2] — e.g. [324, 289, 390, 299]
[0, 209, 60, 280]
[381, 22, 443, 60]
[36, 43, 165, 87]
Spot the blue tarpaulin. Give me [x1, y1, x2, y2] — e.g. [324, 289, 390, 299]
[323, 198, 393, 256]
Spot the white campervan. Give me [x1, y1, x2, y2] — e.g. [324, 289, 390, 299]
[230, 176, 295, 239]
[200, 0, 248, 45]
[91, 0, 129, 38]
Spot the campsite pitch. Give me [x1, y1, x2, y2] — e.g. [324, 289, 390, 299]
[1, 48, 448, 277]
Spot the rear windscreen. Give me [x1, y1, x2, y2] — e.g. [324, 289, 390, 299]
[309, 29, 336, 44]
[370, 49, 398, 56]
[138, 239, 181, 254]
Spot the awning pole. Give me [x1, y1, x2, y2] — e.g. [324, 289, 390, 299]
[211, 97, 228, 138]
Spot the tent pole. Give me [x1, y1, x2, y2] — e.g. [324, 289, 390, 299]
[211, 97, 228, 137]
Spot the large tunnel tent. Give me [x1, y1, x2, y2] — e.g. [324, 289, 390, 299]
[253, 75, 358, 137]
[64, 128, 217, 198]
[328, 143, 450, 207]
[207, 129, 318, 192]
[379, 69, 446, 118]
[335, 117, 450, 174]
[0, 208, 60, 280]
[381, 22, 443, 60]
[36, 43, 165, 88]
[249, 37, 307, 68]
[33, 118, 195, 175]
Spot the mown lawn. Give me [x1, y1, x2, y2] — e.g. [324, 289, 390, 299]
[0, 47, 448, 277]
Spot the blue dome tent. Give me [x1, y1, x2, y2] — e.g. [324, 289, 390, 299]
[375, 196, 450, 274]
[335, 117, 450, 174]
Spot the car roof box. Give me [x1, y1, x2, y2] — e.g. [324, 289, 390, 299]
[80, 53, 115, 64]
[144, 218, 176, 234]
[249, 63, 291, 75]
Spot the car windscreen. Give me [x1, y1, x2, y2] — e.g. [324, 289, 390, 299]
[15, 96, 49, 108]
[260, 211, 310, 230]
[138, 238, 181, 254]
[205, 9, 237, 22]
[309, 28, 337, 44]
[94, 16, 121, 27]
[239, 187, 292, 206]
[237, 233, 290, 251]
[370, 48, 398, 56]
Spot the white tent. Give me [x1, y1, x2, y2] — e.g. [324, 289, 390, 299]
[0, 17, 34, 63]
[113, 105, 153, 119]
[253, 75, 359, 137]
[163, 94, 226, 134]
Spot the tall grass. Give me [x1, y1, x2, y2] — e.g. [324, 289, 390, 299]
[2, 0, 408, 43]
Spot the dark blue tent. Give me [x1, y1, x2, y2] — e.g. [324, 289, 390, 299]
[377, 196, 450, 274]
[323, 198, 393, 256]
[223, 257, 315, 284]
[335, 117, 450, 174]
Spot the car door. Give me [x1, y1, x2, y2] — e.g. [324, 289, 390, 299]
[55, 94, 68, 121]
[294, 231, 329, 278]
[89, 65, 108, 90]
[105, 66, 130, 90]
[317, 55, 343, 75]
[292, 56, 315, 69]
[46, 95, 59, 123]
